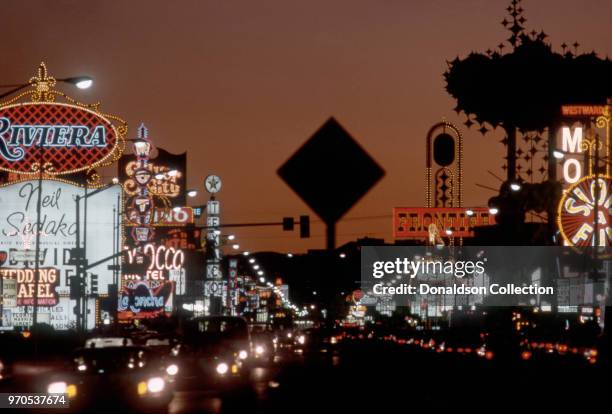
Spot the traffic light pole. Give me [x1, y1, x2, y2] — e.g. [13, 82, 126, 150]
[73, 182, 118, 332]
[194, 216, 310, 236]
[75, 194, 83, 332]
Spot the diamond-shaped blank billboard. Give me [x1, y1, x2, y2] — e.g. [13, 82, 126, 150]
[278, 117, 385, 224]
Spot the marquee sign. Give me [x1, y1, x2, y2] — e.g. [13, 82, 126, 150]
[120, 148, 187, 207]
[0, 180, 121, 302]
[123, 242, 185, 281]
[0, 267, 59, 306]
[117, 280, 173, 320]
[557, 175, 612, 247]
[561, 105, 606, 118]
[0, 63, 126, 177]
[394, 207, 496, 238]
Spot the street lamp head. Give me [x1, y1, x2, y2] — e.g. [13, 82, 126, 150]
[553, 150, 565, 160]
[61, 76, 93, 90]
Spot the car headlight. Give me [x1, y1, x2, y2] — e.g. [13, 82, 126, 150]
[238, 350, 248, 360]
[255, 345, 265, 355]
[147, 377, 165, 393]
[216, 363, 229, 375]
[166, 364, 179, 376]
[48, 382, 67, 394]
[48, 382, 77, 399]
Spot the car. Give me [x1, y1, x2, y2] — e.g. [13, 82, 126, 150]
[177, 316, 251, 393]
[45, 345, 174, 413]
[251, 331, 276, 364]
[85, 336, 134, 348]
[143, 337, 181, 383]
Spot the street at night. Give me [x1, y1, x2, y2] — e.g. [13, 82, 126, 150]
[0, 0, 611, 412]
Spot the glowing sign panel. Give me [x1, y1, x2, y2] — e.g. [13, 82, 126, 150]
[0, 103, 122, 175]
[560, 127, 584, 184]
[117, 280, 173, 320]
[0, 267, 59, 306]
[558, 175, 612, 247]
[394, 207, 496, 238]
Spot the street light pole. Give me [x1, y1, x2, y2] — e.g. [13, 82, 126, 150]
[0, 76, 93, 100]
[32, 136, 44, 328]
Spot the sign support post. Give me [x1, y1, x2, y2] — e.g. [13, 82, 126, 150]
[204, 175, 223, 315]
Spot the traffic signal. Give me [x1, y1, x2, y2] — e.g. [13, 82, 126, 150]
[69, 276, 83, 300]
[67, 248, 85, 266]
[101, 284, 118, 313]
[282, 217, 294, 231]
[90, 274, 99, 295]
[299, 215, 310, 238]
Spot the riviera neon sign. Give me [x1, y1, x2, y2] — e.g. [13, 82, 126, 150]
[0, 63, 126, 177]
[0, 117, 108, 162]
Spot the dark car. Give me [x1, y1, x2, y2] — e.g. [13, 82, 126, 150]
[177, 316, 251, 392]
[143, 337, 181, 383]
[45, 345, 174, 413]
[251, 331, 276, 365]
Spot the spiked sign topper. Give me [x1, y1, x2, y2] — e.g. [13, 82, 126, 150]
[0, 63, 127, 180]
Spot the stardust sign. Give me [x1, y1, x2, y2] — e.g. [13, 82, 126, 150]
[557, 175, 612, 247]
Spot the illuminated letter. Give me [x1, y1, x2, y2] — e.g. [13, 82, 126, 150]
[68, 126, 89, 147]
[563, 158, 582, 184]
[0, 117, 25, 161]
[571, 223, 593, 244]
[562, 127, 582, 153]
[89, 126, 107, 147]
[49, 126, 70, 147]
[563, 197, 590, 217]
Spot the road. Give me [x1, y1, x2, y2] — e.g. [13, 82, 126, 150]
[167, 341, 605, 413]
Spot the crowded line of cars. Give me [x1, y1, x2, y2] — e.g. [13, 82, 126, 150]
[0, 316, 319, 413]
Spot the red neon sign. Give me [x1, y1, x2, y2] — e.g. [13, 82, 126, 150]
[0, 103, 123, 175]
[394, 207, 496, 238]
